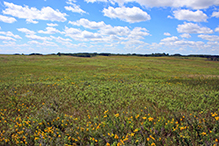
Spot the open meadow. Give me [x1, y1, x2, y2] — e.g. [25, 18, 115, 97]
[0, 55, 219, 146]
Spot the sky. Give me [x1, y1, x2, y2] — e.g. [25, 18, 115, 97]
[0, 0, 219, 55]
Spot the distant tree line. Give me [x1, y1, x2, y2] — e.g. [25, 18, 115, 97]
[13, 52, 219, 61]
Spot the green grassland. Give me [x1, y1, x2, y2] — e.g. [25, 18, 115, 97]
[0, 55, 219, 145]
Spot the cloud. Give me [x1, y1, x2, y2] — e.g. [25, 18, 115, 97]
[64, 26, 101, 41]
[50, 36, 72, 42]
[68, 18, 150, 42]
[207, 41, 219, 46]
[82, 31, 102, 39]
[100, 25, 130, 36]
[38, 27, 62, 34]
[215, 26, 219, 32]
[47, 23, 58, 27]
[64, 5, 86, 14]
[128, 27, 150, 39]
[26, 19, 38, 24]
[198, 34, 219, 41]
[17, 28, 35, 35]
[103, 6, 151, 23]
[173, 9, 207, 22]
[85, 0, 107, 3]
[167, 15, 173, 19]
[0, 31, 22, 39]
[164, 32, 171, 36]
[65, 0, 87, 14]
[28, 40, 58, 46]
[0, 14, 16, 23]
[177, 22, 213, 34]
[180, 33, 191, 38]
[86, 0, 219, 9]
[3, 2, 67, 22]
[121, 39, 145, 45]
[212, 11, 219, 18]
[157, 39, 205, 50]
[69, 18, 106, 29]
[161, 36, 178, 42]
[25, 34, 52, 41]
[0, 35, 16, 41]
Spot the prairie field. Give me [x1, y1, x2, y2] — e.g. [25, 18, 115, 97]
[0, 55, 219, 146]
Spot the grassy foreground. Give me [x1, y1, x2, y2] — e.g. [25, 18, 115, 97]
[0, 55, 219, 146]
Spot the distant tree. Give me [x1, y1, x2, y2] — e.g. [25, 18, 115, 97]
[57, 52, 61, 56]
[172, 53, 182, 56]
[29, 53, 42, 55]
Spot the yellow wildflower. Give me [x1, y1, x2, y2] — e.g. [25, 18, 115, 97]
[134, 128, 138, 132]
[201, 132, 206, 136]
[215, 117, 219, 121]
[150, 135, 155, 140]
[142, 117, 147, 120]
[106, 143, 110, 146]
[148, 117, 153, 121]
[114, 134, 119, 139]
[115, 113, 119, 117]
[135, 140, 139, 143]
[151, 143, 156, 146]
[180, 127, 185, 130]
[104, 110, 108, 114]
[211, 112, 218, 117]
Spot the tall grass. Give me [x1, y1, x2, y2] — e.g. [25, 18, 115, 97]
[0, 55, 219, 145]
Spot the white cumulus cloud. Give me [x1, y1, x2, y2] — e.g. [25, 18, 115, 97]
[198, 34, 219, 41]
[128, 27, 150, 39]
[161, 36, 178, 42]
[65, 0, 87, 14]
[26, 19, 38, 24]
[0, 31, 22, 39]
[50, 36, 72, 42]
[100, 25, 130, 36]
[69, 18, 106, 29]
[65, 5, 86, 14]
[0, 35, 16, 41]
[64, 26, 102, 41]
[38, 27, 62, 34]
[25, 34, 52, 41]
[17, 28, 35, 35]
[85, 0, 107, 3]
[47, 23, 58, 27]
[173, 9, 207, 22]
[28, 40, 58, 46]
[3, 2, 67, 22]
[86, 0, 219, 9]
[0, 14, 16, 23]
[180, 33, 191, 38]
[177, 22, 213, 34]
[103, 6, 151, 23]
[212, 11, 219, 18]
[164, 32, 171, 36]
[215, 26, 219, 32]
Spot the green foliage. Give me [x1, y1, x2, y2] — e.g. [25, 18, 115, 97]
[0, 55, 219, 145]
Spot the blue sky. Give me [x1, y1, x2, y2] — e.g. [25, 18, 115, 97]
[0, 0, 219, 55]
